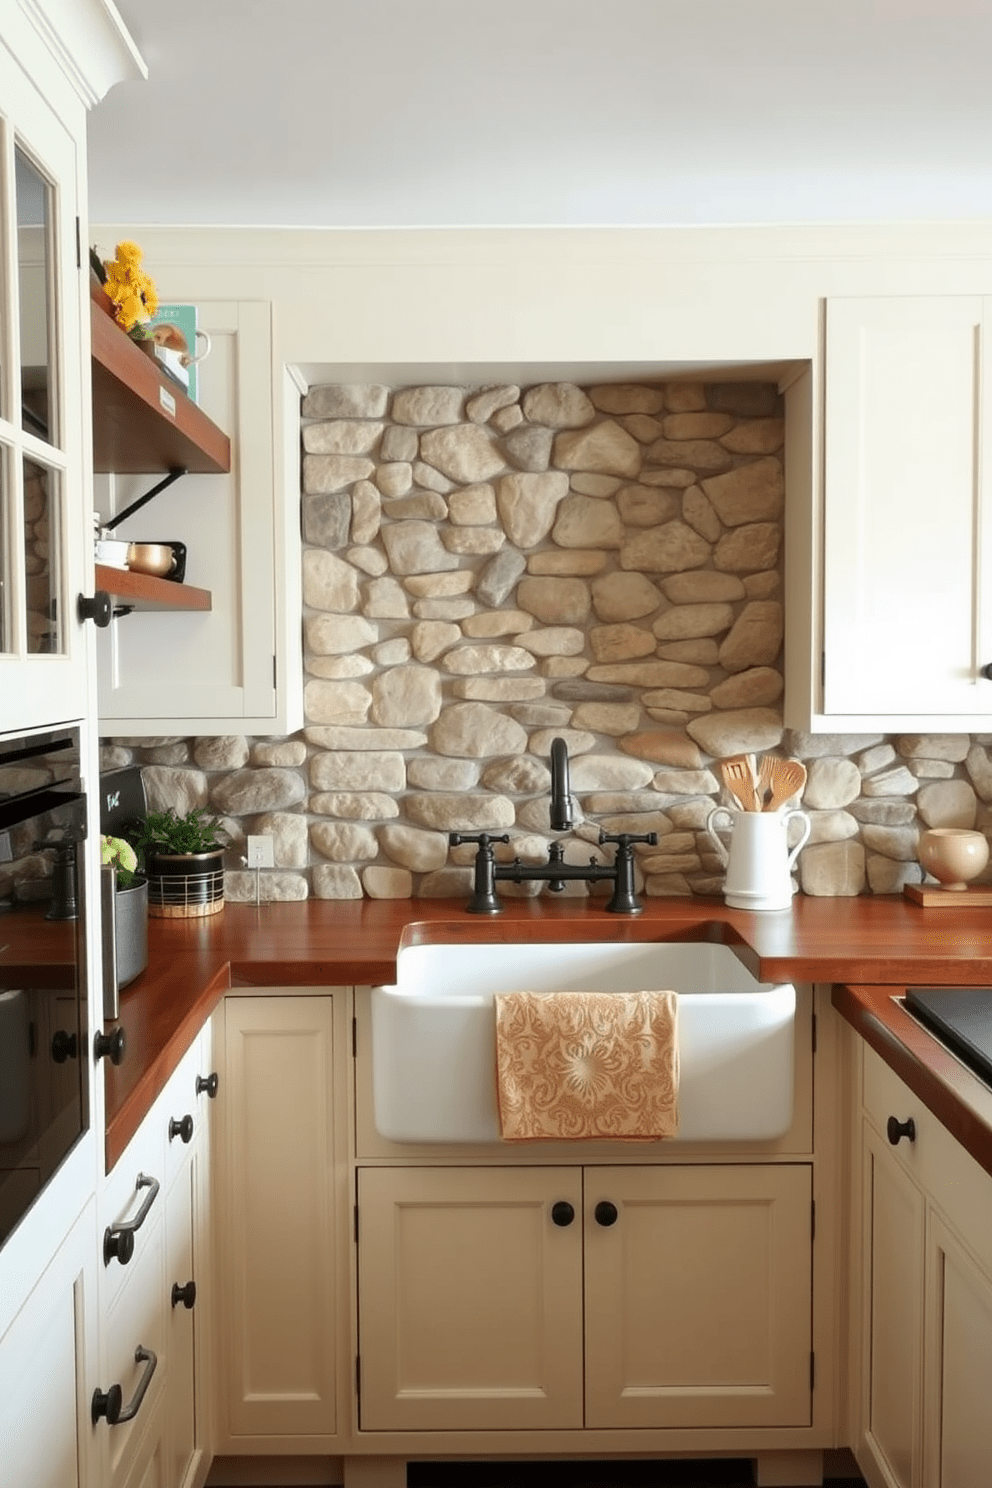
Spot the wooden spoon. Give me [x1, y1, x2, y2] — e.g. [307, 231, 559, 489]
[765, 758, 807, 812]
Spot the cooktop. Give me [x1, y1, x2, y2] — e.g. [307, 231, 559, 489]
[904, 986, 992, 1089]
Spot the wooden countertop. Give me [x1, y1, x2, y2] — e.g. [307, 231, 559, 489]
[103, 893, 992, 1170]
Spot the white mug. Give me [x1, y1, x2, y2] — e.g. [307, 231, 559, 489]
[705, 805, 811, 912]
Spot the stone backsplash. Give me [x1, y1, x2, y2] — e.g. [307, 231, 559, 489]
[101, 378, 992, 903]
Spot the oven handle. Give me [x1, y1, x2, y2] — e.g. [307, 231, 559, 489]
[103, 1173, 160, 1266]
[101, 864, 120, 1021]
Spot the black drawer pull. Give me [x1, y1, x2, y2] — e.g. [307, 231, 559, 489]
[103, 1173, 160, 1266]
[550, 1201, 575, 1227]
[92, 1345, 157, 1425]
[171, 1280, 197, 1310]
[196, 1071, 219, 1098]
[887, 1115, 917, 1146]
[169, 1113, 194, 1144]
[594, 1200, 619, 1227]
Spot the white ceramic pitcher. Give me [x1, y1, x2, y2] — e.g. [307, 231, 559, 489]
[705, 805, 811, 912]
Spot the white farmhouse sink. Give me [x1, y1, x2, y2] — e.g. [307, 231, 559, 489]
[371, 940, 795, 1144]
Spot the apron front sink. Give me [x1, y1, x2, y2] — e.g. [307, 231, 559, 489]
[371, 940, 795, 1144]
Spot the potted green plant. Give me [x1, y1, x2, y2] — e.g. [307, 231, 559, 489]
[100, 835, 148, 1007]
[132, 806, 228, 919]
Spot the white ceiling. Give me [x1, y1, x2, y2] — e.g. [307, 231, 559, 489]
[87, 0, 992, 231]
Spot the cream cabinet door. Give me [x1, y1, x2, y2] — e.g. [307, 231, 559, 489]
[861, 1123, 925, 1488]
[923, 1211, 992, 1488]
[583, 1164, 812, 1429]
[0, 37, 90, 733]
[217, 995, 338, 1441]
[357, 1166, 584, 1431]
[0, 1200, 99, 1488]
[165, 1160, 197, 1488]
[822, 295, 992, 726]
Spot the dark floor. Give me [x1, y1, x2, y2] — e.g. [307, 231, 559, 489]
[407, 1459, 867, 1488]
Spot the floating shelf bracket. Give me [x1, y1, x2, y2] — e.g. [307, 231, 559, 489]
[103, 466, 187, 531]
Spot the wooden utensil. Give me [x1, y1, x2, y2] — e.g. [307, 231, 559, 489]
[765, 758, 807, 812]
[720, 755, 762, 811]
[756, 753, 776, 810]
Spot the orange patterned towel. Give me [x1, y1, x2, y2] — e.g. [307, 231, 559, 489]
[494, 990, 679, 1142]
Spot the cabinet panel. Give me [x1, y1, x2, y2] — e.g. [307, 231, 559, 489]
[357, 1166, 584, 1432]
[584, 1164, 812, 1429]
[219, 995, 337, 1439]
[822, 296, 992, 724]
[924, 1212, 992, 1488]
[165, 1160, 196, 1488]
[862, 1126, 924, 1488]
[96, 300, 299, 734]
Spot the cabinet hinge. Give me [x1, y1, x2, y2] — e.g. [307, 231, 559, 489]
[820, 651, 826, 688]
[75, 215, 81, 270]
[272, 654, 277, 688]
[356, 1354, 361, 1401]
[354, 1202, 359, 1244]
[352, 1014, 357, 1058]
[811, 1198, 816, 1243]
[811, 1011, 817, 1055]
[810, 1350, 815, 1392]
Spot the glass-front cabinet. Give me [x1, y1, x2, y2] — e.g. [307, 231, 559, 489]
[0, 41, 88, 732]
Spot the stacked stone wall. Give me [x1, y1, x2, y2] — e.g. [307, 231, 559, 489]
[101, 378, 992, 902]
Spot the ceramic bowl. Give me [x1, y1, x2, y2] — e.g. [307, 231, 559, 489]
[917, 827, 990, 891]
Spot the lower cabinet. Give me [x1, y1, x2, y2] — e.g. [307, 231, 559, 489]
[214, 993, 345, 1447]
[0, 1199, 100, 1488]
[857, 1046, 992, 1488]
[357, 1162, 813, 1433]
[96, 1027, 216, 1488]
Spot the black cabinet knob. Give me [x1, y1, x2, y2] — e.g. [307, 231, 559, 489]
[196, 1071, 219, 1098]
[887, 1115, 916, 1146]
[550, 1201, 575, 1227]
[171, 1280, 197, 1310]
[77, 590, 112, 628]
[94, 1026, 126, 1065]
[981, 664, 992, 680]
[169, 1113, 194, 1144]
[594, 1200, 619, 1227]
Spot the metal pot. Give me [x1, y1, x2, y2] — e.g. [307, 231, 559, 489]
[126, 542, 176, 577]
[124, 541, 187, 582]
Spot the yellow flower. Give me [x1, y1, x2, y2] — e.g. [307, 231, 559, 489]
[101, 240, 159, 334]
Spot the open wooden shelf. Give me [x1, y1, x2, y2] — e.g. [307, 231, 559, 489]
[90, 283, 231, 475]
[95, 563, 212, 613]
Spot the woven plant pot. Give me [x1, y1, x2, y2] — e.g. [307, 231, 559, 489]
[146, 848, 225, 919]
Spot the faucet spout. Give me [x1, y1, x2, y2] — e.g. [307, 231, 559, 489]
[549, 736, 573, 832]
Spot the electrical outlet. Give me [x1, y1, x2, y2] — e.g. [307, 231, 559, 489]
[246, 835, 274, 868]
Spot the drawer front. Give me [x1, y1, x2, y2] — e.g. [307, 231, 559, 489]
[100, 1119, 166, 1312]
[159, 1035, 207, 1191]
[99, 1212, 167, 1488]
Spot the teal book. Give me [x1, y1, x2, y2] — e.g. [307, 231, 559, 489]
[146, 303, 201, 404]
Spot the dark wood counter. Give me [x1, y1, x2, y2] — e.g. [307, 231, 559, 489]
[103, 893, 992, 1169]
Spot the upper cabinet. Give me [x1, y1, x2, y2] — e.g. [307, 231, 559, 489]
[94, 297, 302, 736]
[789, 295, 992, 732]
[0, 37, 89, 732]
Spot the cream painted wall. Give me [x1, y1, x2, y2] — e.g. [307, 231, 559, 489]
[89, 222, 992, 367]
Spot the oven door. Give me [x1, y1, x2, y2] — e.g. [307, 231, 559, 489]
[0, 725, 88, 1247]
